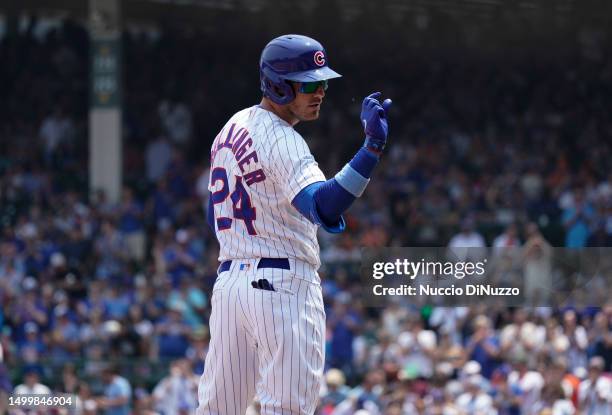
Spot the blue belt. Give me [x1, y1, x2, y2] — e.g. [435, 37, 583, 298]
[219, 258, 290, 273]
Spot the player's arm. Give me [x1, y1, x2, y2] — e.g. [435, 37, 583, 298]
[292, 92, 392, 233]
[291, 147, 377, 233]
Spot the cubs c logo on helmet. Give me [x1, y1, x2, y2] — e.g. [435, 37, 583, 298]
[313, 51, 325, 67]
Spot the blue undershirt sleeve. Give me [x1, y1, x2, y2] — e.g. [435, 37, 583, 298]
[292, 181, 347, 233]
[291, 147, 380, 233]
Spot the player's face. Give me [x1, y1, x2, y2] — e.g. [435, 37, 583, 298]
[287, 81, 326, 122]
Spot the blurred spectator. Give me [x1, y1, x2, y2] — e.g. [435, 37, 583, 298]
[158, 98, 193, 147]
[165, 149, 191, 199]
[466, 315, 501, 380]
[125, 304, 155, 357]
[448, 217, 487, 261]
[561, 310, 589, 371]
[456, 374, 496, 414]
[507, 354, 545, 415]
[39, 107, 75, 166]
[0, 257, 25, 298]
[167, 276, 207, 327]
[320, 368, 350, 413]
[146, 136, 173, 183]
[48, 304, 80, 364]
[449, 217, 486, 248]
[429, 307, 469, 346]
[578, 356, 612, 414]
[185, 325, 208, 374]
[148, 177, 176, 226]
[493, 223, 521, 251]
[104, 285, 130, 321]
[96, 365, 132, 415]
[76, 382, 98, 414]
[327, 293, 360, 375]
[133, 384, 158, 414]
[522, 223, 553, 304]
[18, 322, 45, 365]
[9, 284, 48, 343]
[539, 383, 576, 415]
[592, 330, 612, 372]
[562, 187, 595, 248]
[500, 309, 544, 366]
[156, 305, 191, 359]
[60, 363, 80, 395]
[587, 220, 612, 246]
[13, 368, 51, 394]
[56, 259, 88, 303]
[94, 220, 127, 279]
[117, 187, 146, 263]
[152, 359, 199, 415]
[160, 229, 198, 286]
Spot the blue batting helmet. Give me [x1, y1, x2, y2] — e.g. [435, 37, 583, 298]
[260, 34, 342, 105]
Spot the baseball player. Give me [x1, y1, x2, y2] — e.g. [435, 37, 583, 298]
[198, 34, 391, 415]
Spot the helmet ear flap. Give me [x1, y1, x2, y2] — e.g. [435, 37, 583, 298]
[261, 68, 295, 105]
[273, 80, 295, 104]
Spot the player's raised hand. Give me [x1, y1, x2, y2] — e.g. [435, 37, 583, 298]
[361, 92, 392, 153]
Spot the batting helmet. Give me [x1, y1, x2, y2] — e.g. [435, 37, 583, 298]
[260, 34, 342, 105]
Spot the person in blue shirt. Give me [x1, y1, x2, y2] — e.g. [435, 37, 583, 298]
[327, 293, 360, 375]
[562, 187, 595, 248]
[97, 366, 132, 415]
[117, 187, 145, 263]
[157, 306, 190, 358]
[466, 315, 501, 379]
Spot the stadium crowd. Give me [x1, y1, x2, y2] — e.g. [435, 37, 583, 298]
[0, 8, 611, 415]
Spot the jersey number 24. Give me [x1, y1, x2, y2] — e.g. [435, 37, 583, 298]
[210, 167, 257, 235]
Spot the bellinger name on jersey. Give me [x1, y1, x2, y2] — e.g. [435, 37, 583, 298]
[211, 122, 267, 186]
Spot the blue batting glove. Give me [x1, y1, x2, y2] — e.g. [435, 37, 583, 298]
[361, 92, 392, 153]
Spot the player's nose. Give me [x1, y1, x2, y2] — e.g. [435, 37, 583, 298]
[314, 85, 325, 98]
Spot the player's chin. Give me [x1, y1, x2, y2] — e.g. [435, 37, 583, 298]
[305, 108, 320, 120]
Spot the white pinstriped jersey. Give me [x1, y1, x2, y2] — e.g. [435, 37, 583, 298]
[209, 106, 326, 268]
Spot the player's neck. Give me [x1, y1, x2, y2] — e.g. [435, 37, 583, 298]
[260, 98, 299, 126]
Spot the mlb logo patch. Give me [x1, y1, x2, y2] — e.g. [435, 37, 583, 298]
[240, 263, 251, 271]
